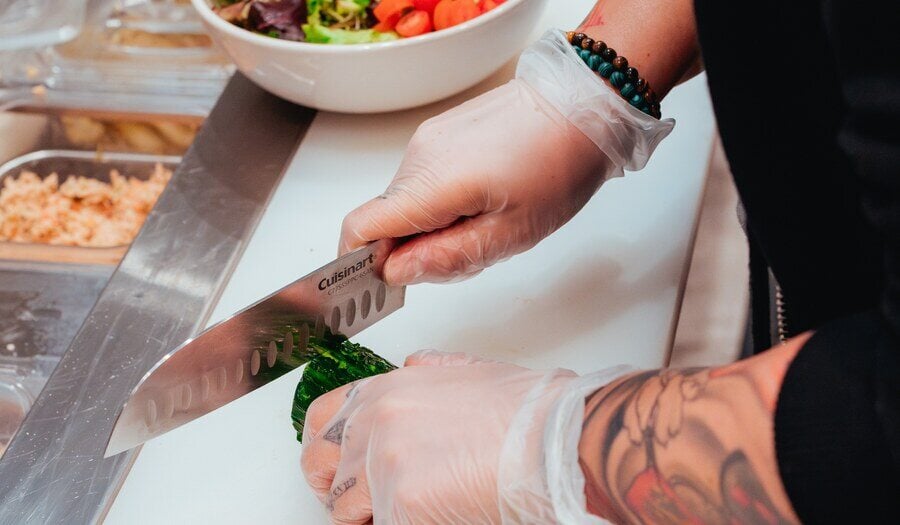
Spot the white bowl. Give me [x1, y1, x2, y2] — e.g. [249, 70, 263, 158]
[191, 0, 548, 113]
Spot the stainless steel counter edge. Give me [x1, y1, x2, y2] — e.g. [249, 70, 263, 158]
[0, 73, 316, 524]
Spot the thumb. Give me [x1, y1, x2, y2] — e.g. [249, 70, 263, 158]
[404, 350, 496, 367]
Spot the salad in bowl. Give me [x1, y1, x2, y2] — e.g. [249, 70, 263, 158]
[213, 0, 507, 44]
[193, 0, 548, 112]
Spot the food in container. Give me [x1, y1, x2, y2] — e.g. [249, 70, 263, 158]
[58, 115, 200, 155]
[193, 0, 551, 112]
[0, 147, 180, 264]
[0, 162, 172, 248]
[107, 28, 214, 50]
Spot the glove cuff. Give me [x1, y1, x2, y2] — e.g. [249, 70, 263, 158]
[497, 366, 634, 524]
[516, 30, 674, 171]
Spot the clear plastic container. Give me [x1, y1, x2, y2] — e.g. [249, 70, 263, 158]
[0, 260, 114, 458]
[0, 376, 31, 457]
[0, 0, 232, 117]
[0, 0, 87, 52]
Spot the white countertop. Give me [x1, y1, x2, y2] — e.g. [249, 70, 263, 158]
[106, 2, 715, 522]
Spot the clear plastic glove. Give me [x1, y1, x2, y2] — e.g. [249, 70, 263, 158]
[339, 30, 673, 286]
[300, 350, 633, 524]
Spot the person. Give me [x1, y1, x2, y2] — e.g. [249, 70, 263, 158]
[300, 0, 900, 522]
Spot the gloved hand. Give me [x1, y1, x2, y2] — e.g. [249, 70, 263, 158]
[340, 30, 673, 286]
[300, 350, 633, 524]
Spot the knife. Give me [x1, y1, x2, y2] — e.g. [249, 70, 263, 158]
[104, 240, 404, 457]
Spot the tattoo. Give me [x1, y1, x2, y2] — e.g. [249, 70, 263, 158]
[323, 419, 345, 445]
[582, 368, 797, 524]
[325, 477, 357, 512]
[580, 4, 606, 29]
[721, 452, 790, 524]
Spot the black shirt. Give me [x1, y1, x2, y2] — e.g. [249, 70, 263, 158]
[693, 0, 900, 521]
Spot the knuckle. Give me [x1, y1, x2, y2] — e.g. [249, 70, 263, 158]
[301, 460, 333, 496]
[304, 399, 331, 432]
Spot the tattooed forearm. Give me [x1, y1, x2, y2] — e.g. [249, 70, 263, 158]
[574, 0, 702, 98]
[580, 3, 606, 28]
[579, 351, 803, 524]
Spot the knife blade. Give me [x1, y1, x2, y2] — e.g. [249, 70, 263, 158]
[104, 240, 404, 457]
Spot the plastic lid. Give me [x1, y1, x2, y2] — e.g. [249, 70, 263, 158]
[0, 0, 232, 116]
[0, 0, 86, 51]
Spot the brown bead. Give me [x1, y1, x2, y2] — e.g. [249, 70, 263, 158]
[635, 77, 648, 93]
[612, 56, 628, 70]
[651, 104, 661, 118]
[643, 88, 657, 104]
[625, 67, 639, 82]
[591, 40, 607, 55]
[600, 47, 616, 61]
[572, 33, 586, 47]
[566, 31, 576, 43]
[581, 37, 594, 50]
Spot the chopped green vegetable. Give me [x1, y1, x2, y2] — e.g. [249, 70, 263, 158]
[303, 15, 398, 43]
[291, 337, 395, 442]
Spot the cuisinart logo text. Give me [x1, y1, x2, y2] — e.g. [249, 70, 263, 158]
[318, 253, 375, 295]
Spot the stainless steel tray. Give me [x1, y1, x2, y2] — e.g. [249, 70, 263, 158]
[0, 260, 114, 457]
[0, 108, 182, 459]
[0, 149, 180, 265]
[0, 73, 317, 524]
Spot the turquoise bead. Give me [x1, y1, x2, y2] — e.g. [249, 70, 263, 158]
[579, 49, 592, 63]
[620, 83, 636, 98]
[610, 71, 626, 88]
[588, 54, 603, 71]
[629, 93, 644, 107]
[597, 62, 615, 78]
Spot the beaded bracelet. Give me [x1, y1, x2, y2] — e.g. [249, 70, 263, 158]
[566, 31, 661, 119]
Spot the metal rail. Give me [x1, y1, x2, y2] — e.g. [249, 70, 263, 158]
[0, 73, 315, 524]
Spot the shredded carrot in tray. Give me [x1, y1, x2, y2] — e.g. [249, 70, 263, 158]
[0, 163, 172, 248]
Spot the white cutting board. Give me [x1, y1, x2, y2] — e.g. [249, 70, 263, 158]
[106, 5, 716, 524]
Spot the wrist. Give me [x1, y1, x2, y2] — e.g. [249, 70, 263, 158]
[577, 374, 636, 522]
[516, 30, 674, 172]
[497, 366, 634, 523]
[577, 0, 701, 98]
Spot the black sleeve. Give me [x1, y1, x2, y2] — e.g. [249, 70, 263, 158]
[775, 313, 900, 523]
[774, 1, 900, 522]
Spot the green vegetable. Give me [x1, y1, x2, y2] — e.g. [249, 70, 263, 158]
[303, 0, 397, 43]
[291, 336, 396, 442]
[302, 22, 398, 43]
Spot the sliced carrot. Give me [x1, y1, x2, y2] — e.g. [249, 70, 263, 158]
[412, 0, 441, 14]
[433, 0, 480, 30]
[480, 0, 504, 12]
[373, 18, 398, 32]
[395, 9, 433, 36]
[373, 10, 403, 31]
[373, 0, 414, 23]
